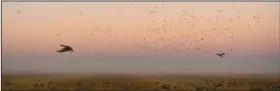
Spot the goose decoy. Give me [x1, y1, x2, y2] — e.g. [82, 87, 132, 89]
[57, 45, 74, 53]
[216, 53, 226, 58]
[214, 81, 224, 88]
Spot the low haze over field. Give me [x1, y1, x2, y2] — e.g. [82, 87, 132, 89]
[2, 2, 280, 74]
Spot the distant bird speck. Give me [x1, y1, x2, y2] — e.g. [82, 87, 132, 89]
[16, 10, 21, 14]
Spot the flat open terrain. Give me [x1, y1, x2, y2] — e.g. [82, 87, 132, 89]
[2, 74, 280, 90]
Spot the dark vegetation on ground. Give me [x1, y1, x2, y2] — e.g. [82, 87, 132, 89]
[2, 74, 280, 91]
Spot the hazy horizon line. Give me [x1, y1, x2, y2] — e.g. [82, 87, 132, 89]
[3, 70, 280, 76]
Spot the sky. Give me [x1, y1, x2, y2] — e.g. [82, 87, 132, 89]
[2, 2, 280, 74]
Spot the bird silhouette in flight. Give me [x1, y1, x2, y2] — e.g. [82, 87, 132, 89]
[57, 45, 74, 53]
[216, 53, 226, 58]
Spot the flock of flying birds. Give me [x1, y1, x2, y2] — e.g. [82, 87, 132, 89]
[15, 3, 263, 58]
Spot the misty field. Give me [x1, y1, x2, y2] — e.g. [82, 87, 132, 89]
[2, 74, 280, 91]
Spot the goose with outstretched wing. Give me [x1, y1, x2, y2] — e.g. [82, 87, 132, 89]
[57, 45, 74, 53]
[216, 53, 226, 58]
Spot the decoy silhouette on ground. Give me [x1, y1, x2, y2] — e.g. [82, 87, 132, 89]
[57, 45, 74, 53]
[216, 53, 226, 58]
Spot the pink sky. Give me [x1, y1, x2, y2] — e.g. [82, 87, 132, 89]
[2, 2, 279, 55]
[2, 2, 280, 74]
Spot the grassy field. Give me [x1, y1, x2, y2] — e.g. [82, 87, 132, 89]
[2, 74, 280, 90]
